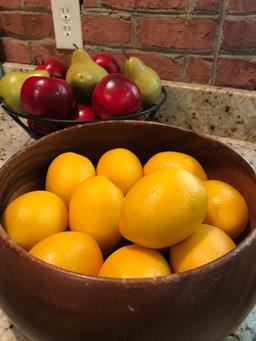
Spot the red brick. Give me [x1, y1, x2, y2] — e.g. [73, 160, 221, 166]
[2, 39, 30, 63]
[101, 0, 135, 8]
[83, 0, 98, 7]
[222, 21, 256, 49]
[0, 0, 19, 8]
[138, 0, 185, 9]
[228, 0, 256, 13]
[23, 0, 51, 8]
[101, 0, 185, 9]
[31, 43, 72, 66]
[216, 58, 256, 89]
[0, 12, 54, 38]
[195, 0, 219, 11]
[183, 57, 212, 84]
[137, 18, 216, 50]
[82, 16, 131, 44]
[31, 43, 97, 66]
[79, 45, 98, 56]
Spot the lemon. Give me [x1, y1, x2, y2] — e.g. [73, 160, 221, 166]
[143, 151, 207, 181]
[46, 152, 95, 205]
[170, 224, 236, 273]
[30, 231, 103, 275]
[96, 148, 143, 195]
[99, 244, 171, 279]
[69, 175, 124, 255]
[119, 168, 208, 249]
[2, 191, 68, 250]
[203, 180, 249, 238]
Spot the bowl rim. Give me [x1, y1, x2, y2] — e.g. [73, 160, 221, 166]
[0, 120, 255, 284]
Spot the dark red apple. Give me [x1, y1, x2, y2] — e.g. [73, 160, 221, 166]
[73, 104, 96, 121]
[21, 76, 74, 119]
[92, 54, 120, 74]
[92, 74, 142, 119]
[35, 59, 67, 79]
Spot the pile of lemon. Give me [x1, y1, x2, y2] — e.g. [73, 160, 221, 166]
[1, 148, 249, 278]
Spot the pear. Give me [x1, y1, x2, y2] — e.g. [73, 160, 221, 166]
[0, 69, 49, 113]
[124, 57, 161, 108]
[66, 49, 108, 102]
[70, 48, 91, 64]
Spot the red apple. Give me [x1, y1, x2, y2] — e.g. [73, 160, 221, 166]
[35, 59, 67, 79]
[21, 76, 74, 119]
[92, 74, 142, 119]
[92, 54, 120, 74]
[73, 104, 96, 121]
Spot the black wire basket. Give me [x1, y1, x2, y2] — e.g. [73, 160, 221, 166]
[0, 87, 167, 139]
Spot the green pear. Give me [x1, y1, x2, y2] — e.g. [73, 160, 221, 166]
[70, 48, 91, 64]
[124, 57, 162, 108]
[0, 69, 49, 113]
[66, 49, 108, 102]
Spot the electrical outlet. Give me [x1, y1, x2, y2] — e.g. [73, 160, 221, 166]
[63, 24, 72, 37]
[51, 0, 83, 49]
[60, 8, 71, 21]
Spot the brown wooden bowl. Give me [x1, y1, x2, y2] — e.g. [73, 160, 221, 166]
[0, 121, 255, 341]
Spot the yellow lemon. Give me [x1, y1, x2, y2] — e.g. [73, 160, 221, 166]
[203, 180, 249, 238]
[69, 175, 124, 255]
[99, 244, 171, 279]
[2, 191, 68, 250]
[119, 168, 208, 249]
[46, 152, 95, 205]
[30, 231, 103, 276]
[170, 224, 236, 273]
[143, 151, 207, 181]
[96, 148, 143, 195]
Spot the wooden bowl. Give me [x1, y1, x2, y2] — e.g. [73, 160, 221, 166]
[0, 121, 255, 341]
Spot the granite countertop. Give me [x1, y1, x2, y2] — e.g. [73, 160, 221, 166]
[0, 68, 256, 340]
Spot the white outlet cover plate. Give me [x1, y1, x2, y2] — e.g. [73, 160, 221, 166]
[51, 0, 83, 50]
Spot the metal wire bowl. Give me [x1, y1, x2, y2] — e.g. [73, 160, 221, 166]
[0, 87, 167, 139]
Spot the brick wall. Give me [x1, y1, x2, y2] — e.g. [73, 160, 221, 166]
[0, 0, 256, 89]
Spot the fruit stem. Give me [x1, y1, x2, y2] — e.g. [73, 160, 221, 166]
[73, 43, 79, 49]
[121, 49, 129, 60]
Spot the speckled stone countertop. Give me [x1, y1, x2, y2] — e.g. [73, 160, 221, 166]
[0, 69, 256, 340]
